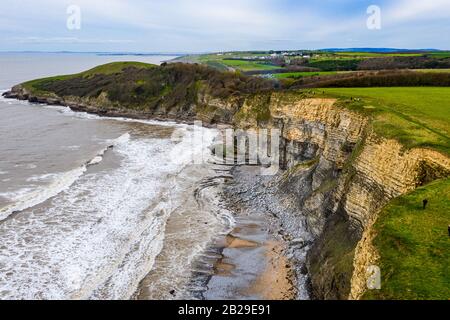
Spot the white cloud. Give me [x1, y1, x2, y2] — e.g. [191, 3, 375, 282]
[0, 0, 449, 51]
[386, 0, 450, 22]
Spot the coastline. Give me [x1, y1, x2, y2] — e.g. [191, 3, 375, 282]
[181, 165, 301, 300]
[3, 54, 450, 300]
[2, 86, 224, 129]
[2, 92, 299, 300]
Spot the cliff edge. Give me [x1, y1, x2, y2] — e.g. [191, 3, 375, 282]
[4, 62, 449, 299]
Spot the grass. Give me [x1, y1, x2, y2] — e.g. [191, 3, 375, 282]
[273, 71, 338, 79]
[311, 54, 360, 61]
[233, 93, 272, 124]
[22, 74, 75, 96]
[23, 61, 156, 94]
[175, 51, 450, 73]
[220, 59, 280, 71]
[321, 87, 450, 155]
[429, 52, 450, 58]
[177, 53, 283, 72]
[413, 69, 450, 73]
[306, 59, 361, 71]
[335, 52, 423, 58]
[80, 61, 155, 76]
[319, 87, 450, 299]
[363, 178, 450, 300]
[203, 60, 229, 71]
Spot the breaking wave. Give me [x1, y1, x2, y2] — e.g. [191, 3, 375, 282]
[0, 133, 129, 222]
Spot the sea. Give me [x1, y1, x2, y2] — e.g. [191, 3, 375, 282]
[0, 53, 234, 299]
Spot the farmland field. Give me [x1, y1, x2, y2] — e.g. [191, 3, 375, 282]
[321, 87, 450, 300]
[334, 52, 423, 58]
[273, 71, 338, 79]
[220, 59, 280, 71]
[173, 50, 450, 74]
[429, 51, 450, 58]
[321, 87, 450, 154]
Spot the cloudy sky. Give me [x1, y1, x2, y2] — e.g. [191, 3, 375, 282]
[1, 0, 449, 52]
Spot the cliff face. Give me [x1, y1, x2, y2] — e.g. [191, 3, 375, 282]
[258, 94, 450, 299]
[348, 140, 450, 299]
[4, 68, 450, 299]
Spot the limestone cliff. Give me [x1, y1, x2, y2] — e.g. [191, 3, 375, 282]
[254, 94, 450, 299]
[4, 65, 449, 299]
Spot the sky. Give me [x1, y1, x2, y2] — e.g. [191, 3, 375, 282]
[1, 0, 449, 52]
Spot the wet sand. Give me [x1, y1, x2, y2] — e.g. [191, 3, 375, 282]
[244, 241, 296, 300]
[134, 162, 234, 300]
[133, 146, 298, 301]
[192, 214, 296, 300]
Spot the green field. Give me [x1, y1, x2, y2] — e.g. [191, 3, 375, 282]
[429, 52, 450, 58]
[363, 178, 450, 300]
[80, 61, 156, 76]
[273, 71, 338, 79]
[335, 52, 423, 58]
[321, 87, 450, 300]
[321, 87, 450, 154]
[220, 59, 280, 71]
[311, 54, 362, 61]
[175, 50, 450, 74]
[178, 53, 282, 72]
[413, 68, 450, 73]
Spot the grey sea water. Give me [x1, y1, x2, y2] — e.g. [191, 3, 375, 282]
[0, 53, 232, 299]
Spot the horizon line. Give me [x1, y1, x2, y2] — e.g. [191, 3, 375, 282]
[0, 48, 448, 55]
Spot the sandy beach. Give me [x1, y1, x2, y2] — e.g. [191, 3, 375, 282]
[186, 200, 297, 300]
[245, 240, 296, 300]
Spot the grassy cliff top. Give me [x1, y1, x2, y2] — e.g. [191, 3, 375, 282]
[320, 87, 450, 300]
[23, 61, 156, 86]
[320, 87, 450, 155]
[363, 177, 450, 300]
[21, 61, 158, 96]
[79, 61, 157, 76]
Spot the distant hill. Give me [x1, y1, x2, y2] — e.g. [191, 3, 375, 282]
[320, 48, 442, 53]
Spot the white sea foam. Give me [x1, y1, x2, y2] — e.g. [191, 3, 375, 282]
[26, 173, 57, 182]
[85, 137, 121, 167]
[0, 167, 86, 221]
[0, 93, 30, 106]
[0, 133, 129, 222]
[0, 95, 229, 300]
[0, 125, 222, 300]
[43, 103, 186, 128]
[87, 156, 103, 166]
